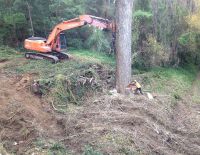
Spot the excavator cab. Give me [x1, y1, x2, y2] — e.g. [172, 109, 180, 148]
[55, 33, 67, 52]
[25, 34, 69, 63]
[60, 33, 67, 50]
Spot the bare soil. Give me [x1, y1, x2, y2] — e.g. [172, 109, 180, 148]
[60, 95, 200, 155]
[0, 59, 200, 155]
[0, 60, 66, 154]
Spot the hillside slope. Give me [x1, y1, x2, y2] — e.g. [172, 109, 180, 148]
[0, 49, 199, 154]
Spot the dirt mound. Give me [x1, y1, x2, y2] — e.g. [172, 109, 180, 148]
[59, 95, 200, 154]
[0, 63, 65, 154]
[0, 103, 38, 154]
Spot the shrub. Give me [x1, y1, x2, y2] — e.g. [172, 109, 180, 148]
[133, 35, 169, 69]
[86, 28, 111, 54]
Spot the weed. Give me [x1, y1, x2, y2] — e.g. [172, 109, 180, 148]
[83, 145, 103, 155]
[49, 143, 67, 155]
[50, 143, 65, 151]
[173, 93, 182, 100]
[33, 139, 46, 148]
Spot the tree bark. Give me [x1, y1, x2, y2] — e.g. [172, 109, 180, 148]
[152, 0, 158, 38]
[115, 0, 134, 94]
[26, 1, 34, 36]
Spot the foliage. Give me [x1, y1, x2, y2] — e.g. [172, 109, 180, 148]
[49, 142, 67, 155]
[178, 32, 198, 51]
[0, 0, 198, 68]
[180, 0, 200, 65]
[133, 10, 152, 19]
[146, 35, 169, 66]
[86, 28, 111, 53]
[186, 0, 200, 31]
[133, 35, 169, 69]
[132, 0, 191, 68]
[0, 0, 113, 52]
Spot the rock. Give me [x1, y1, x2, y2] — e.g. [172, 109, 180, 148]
[147, 92, 154, 100]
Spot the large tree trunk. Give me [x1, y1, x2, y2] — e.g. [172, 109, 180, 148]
[152, 0, 158, 38]
[115, 0, 134, 94]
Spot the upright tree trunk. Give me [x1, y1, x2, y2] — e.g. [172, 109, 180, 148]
[26, 1, 34, 36]
[152, 0, 158, 38]
[115, 0, 134, 94]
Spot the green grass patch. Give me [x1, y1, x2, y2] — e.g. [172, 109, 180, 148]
[69, 50, 115, 66]
[9, 59, 93, 78]
[6, 49, 115, 78]
[0, 46, 22, 60]
[141, 65, 198, 99]
[83, 145, 103, 155]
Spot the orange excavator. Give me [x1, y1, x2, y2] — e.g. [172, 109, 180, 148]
[24, 15, 115, 63]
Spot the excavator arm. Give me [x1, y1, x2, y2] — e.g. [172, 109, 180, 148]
[25, 15, 114, 53]
[47, 15, 113, 46]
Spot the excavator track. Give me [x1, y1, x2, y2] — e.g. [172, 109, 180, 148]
[25, 52, 69, 63]
[25, 52, 59, 63]
[50, 51, 69, 60]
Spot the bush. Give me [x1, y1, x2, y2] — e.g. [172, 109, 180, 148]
[86, 28, 111, 54]
[133, 35, 169, 69]
[67, 38, 84, 49]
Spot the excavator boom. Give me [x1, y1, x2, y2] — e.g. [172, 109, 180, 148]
[47, 15, 114, 50]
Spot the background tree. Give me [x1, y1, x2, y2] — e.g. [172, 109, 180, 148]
[115, 0, 134, 94]
[0, 0, 199, 68]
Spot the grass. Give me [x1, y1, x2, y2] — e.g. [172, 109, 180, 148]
[1, 45, 199, 103]
[4, 49, 115, 78]
[32, 140, 103, 155]
[83, 146, 103, 155]
[0, 46, 22, 60]
[69, 50, 115, 66]
[140, 65, 198, 100]
[190, 72, 200, 104]
[2, 48, 115, 109]
[1, 46, 200, 154]
[8, 59, 92, 78]
[32, 139, 72, 155]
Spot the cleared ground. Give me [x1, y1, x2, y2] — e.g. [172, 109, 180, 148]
[0, 50, 200, 154]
